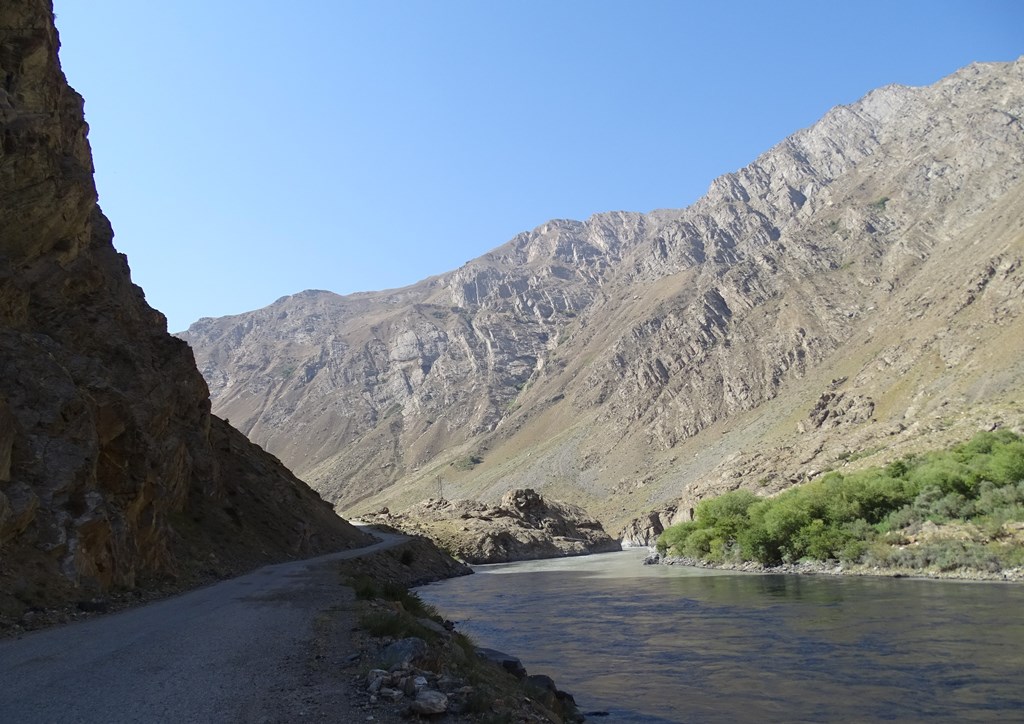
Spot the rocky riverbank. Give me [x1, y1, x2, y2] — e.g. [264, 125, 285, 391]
[367, 489, 622, 564]
[330, 534, 584, 722]
[646, 552, 1024, 583]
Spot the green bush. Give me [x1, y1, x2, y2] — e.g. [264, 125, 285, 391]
[657, 430, 1024, 570]
[656, 490, 758, 560]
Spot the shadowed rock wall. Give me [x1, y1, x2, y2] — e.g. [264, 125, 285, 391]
[0, 0, 371, 623]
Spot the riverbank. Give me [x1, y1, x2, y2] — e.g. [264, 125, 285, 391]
[648, 552, 1024, 582]
[329, 533, 583, 722]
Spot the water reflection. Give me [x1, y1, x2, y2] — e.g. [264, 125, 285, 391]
[416, 550, 1024, 723]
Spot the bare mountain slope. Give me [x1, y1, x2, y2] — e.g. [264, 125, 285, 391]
[0, 0, 371, 626]
[182, 58, 1024, 535]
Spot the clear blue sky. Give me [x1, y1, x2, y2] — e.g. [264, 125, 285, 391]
[53, 1, 1023, 332]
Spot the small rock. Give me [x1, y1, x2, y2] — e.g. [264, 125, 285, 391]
[402, 676, 417, 696]
[366, 669, 389, 693]
[435, 675, 459, 691]
[380, 637, 427, 669]
[526, 674, 557, 693]
[476, 647, 527, 679]
[410, 690, 448, 715]
[416, 617, 449, 636]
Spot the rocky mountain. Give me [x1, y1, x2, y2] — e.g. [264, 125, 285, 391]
[181, 57, 1024, 540]
[0, 0, 372, 627]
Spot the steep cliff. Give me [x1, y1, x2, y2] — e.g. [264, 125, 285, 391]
[0, 0, 371, 626]
[182, 58, 1024, 534]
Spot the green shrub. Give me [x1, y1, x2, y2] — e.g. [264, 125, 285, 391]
[358, 608, 441, 642]
[349, 574, 439, 619]
[657, 430, 1024, 570]
[452, 454, 484, 470]
[657, 490, 759, 560]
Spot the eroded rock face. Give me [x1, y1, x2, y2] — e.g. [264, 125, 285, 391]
[799, 385, 876, 433]
[372, 489, 621, 564]
[184, 57, 1024, 534]
[0, 0, 371, 624]
[618, 506, 687, 548]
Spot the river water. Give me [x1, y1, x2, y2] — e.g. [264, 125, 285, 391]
[415, 549, 1024, 722]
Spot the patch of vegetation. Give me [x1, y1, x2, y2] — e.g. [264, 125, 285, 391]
[657, 430, 1024, 569]
[358, 607, 441, 641]
[351, 574, 445, 642]
[451, 454, 484, 470]
[350, 574, 434, 615]
[870, 196, 891, 211]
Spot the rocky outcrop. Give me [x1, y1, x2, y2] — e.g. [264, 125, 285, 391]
[370, 489, 621, 564]
[798, 386, 876, 433]
[618, 505, 690, 548]
[0, 0, 372, 626]
[183, 57, 1024, 535]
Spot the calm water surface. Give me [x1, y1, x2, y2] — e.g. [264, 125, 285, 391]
[415, 550, 1024, 723]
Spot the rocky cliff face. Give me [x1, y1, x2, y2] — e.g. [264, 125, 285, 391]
[0, 0, 371, 626]
[182, 57, 1024, 535]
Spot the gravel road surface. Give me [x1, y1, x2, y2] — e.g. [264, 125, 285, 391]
[0, 529, 406, 723]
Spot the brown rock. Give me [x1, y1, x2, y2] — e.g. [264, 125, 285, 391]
[410, 690, 448, 715]
[0, 0, 372, 625]
[376, 489, 621, 563]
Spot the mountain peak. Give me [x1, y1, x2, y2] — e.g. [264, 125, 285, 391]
[181, 58, 1024, 532]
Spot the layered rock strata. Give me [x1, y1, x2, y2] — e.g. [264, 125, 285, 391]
[183, 57, 1024, 536]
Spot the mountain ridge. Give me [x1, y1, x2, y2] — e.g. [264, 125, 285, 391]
[181, 57, 1024, 535]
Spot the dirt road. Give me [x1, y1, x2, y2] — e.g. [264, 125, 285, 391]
[0, 529, 407, 723]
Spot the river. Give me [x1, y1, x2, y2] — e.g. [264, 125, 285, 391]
[415, 549, 1024, 722]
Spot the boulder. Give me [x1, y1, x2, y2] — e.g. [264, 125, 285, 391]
[410, 689, 448, 715]
[476, 647, 527, 679]
[380, 637, 427, 670]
